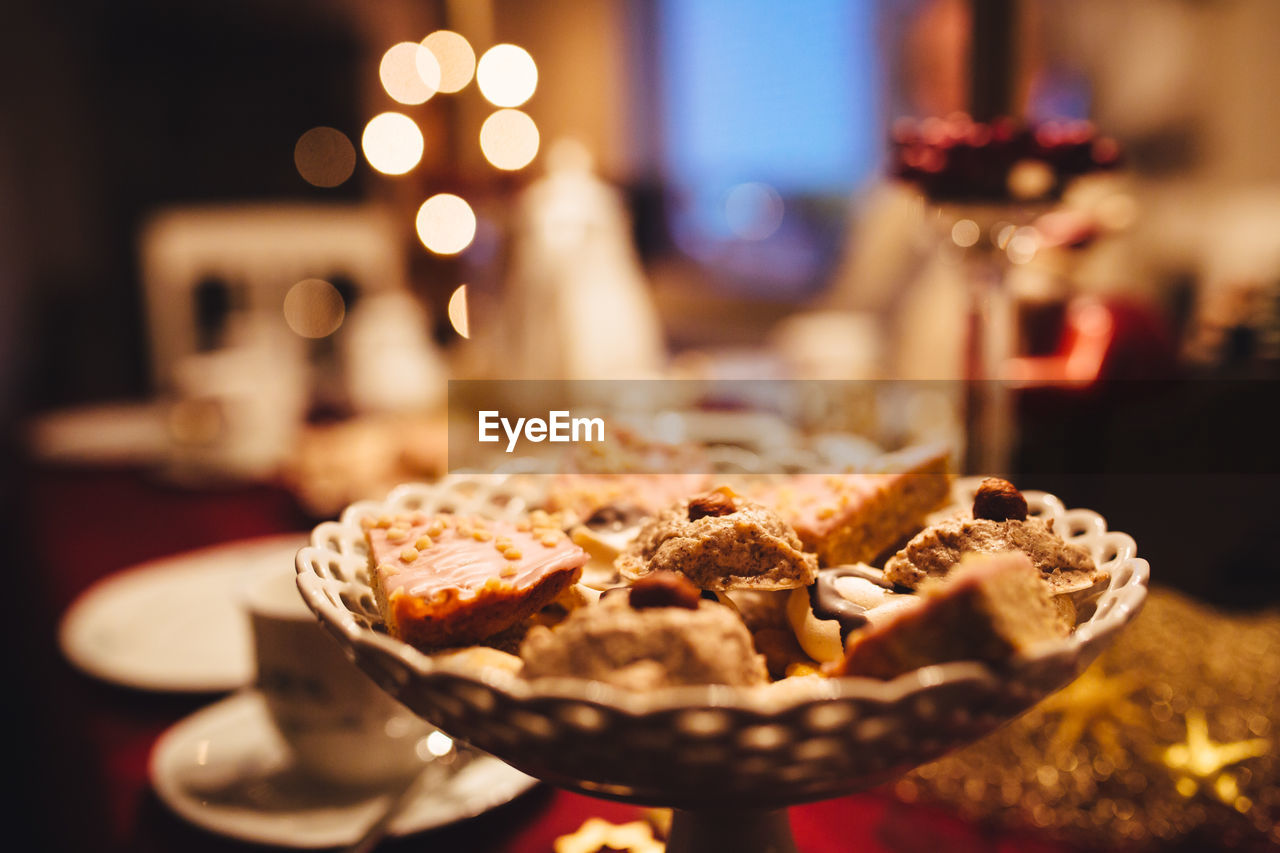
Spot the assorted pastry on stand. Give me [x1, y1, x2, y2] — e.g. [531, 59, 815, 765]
[358, 464, 1104, 688]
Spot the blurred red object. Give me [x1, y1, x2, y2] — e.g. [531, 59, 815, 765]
[1008, 296, 1178, 387]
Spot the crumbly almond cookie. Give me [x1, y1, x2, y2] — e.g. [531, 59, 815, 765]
[519, 587, 768, 690]
[885, 516, 1099, 586]
[615, 488, 818, 591]
[883, 479, 1105, 601]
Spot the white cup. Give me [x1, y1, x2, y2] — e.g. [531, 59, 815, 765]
[243, 564, 433, 787]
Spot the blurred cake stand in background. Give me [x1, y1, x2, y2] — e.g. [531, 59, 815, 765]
[889, 115, 1123, 475]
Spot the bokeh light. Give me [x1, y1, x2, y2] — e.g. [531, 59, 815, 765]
[447, 284, 470, 339]
[1006, 227, 1040, 264]
[476, 44, 537, 107]
[422, 30, 475, 93]
[479, 109, 540, 170]
[415, 194, 476, 255]
[724, 182, 784, 241]
[951, 218, 981, 248]
[361, 112, 424, 175]
[990, 220, 1013, 246]
[283, 279, 345, 338]
[1007, 159, 1055, 201]
[293, 127, 356, 187]
[424, 730, 454, 758]
[380, 41, 440, 105]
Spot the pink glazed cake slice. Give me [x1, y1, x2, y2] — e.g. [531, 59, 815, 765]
[751, 447, 952, 567]
[363, 510, 587, 649]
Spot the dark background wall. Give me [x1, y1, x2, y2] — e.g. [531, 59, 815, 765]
[1, 0, 363, 414]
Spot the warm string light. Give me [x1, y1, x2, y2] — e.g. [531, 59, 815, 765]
[476, 44, 537, 107]
[416, 194, 476, 255]
[329, 34, 539, 266]
[480, 109, 540, 170]
[422, 30, 475, 93]
[447, 284, 470, 338]
[361, 112, 424, 175]
[358, 36, 538, 176]
[380, 41, 439, 105]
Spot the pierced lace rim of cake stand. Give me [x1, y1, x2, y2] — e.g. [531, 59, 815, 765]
[295, 474, 1148, 717]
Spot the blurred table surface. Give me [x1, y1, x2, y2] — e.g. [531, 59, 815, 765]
[16, 461, 1092, 853]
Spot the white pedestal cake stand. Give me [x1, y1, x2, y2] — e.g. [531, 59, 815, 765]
[295, 476, 1148, 853]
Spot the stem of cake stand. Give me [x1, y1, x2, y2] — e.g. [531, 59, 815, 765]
[958, 229, 1016, 477]
[666, 807, 798, 853]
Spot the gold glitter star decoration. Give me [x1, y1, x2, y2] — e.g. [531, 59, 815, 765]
[893, 588, 1280, 849]
[1161, 709, 1269, 810]
[553, 817, 665, 853]
[1036, 661, 1148, 761]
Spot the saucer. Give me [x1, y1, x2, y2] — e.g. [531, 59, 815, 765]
[149, 691, 539, 848]
[60, 534, 307, 692]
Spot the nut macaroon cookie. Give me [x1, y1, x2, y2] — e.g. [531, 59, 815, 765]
[519, 571, 769, 690]
[884, 478, 1105, 606]
[616, 487, 819, 591]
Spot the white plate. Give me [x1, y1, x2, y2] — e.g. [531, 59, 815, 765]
[149, 691, 539, 848]
[59, 534, 307, 693]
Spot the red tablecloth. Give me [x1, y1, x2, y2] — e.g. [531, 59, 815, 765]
[17, 463, 1082, 853]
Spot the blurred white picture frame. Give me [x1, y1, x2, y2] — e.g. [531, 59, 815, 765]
[137, 202, 445, 480]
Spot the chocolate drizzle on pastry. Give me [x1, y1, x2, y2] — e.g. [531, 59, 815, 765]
[584, 503, 649, 530]
[600, 586, 629, 602]
[808, 566, 885, 640]
[604, 581, 721, 606]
